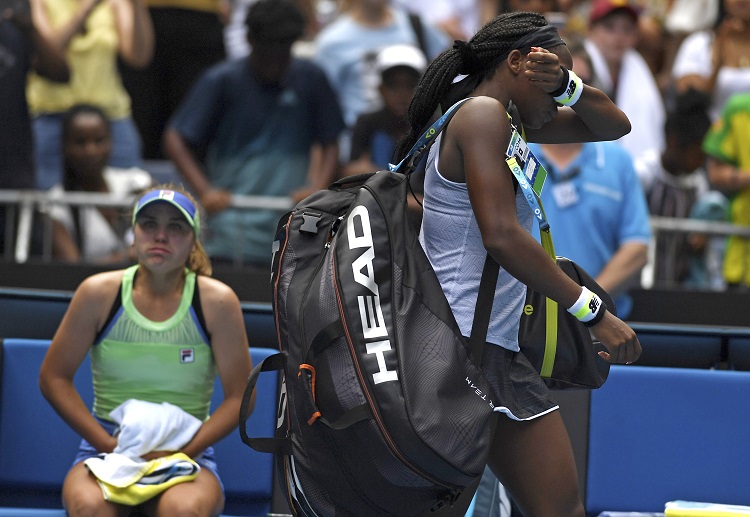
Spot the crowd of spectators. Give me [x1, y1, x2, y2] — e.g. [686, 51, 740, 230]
[1, 0, 748, 292]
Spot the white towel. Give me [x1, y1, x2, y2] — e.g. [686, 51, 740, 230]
[111, 399, 202, 458]
[583, 40, 665, 167]
[84, 399, 202, 488]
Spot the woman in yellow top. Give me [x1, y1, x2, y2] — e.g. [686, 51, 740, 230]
[28, 0, 154, 190]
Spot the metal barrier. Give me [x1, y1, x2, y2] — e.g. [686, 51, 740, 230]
[643, 216, 750, 290]
[0, 189, 294, 264]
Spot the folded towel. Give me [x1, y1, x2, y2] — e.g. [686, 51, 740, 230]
[86, 452, 200, 506]
[83, 399, 204, 505]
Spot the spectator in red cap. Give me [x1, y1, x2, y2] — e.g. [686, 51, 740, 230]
[584, 0, 666, 187]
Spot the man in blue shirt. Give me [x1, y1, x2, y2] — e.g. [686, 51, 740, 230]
[164, 0, 345, 268]
[529, 139, 651, 319]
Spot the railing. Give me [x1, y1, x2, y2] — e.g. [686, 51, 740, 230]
[0, 189, 294, 264]
[3, 190, 750, 290]
[643, 216, 750, 290]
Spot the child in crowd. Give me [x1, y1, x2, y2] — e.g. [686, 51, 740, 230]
[639, 88, 717, 287]
[344, 44, 427, 176]
[344, 44, 428, 226]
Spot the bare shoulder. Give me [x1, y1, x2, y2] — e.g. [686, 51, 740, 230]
[65, 270, 124, 328]
[196, 276, 242, 312]
[75, 270, 123, 305]
[452, 96, 511, 140]
[195, 276, 245, 342]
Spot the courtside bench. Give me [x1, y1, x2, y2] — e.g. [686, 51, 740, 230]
[0, 338, 278, 517]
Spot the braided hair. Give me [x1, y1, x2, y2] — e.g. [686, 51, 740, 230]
[395, 12, 549, 160]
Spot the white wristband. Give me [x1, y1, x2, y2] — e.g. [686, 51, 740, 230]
[567, 286, 602, 323]
[553, 69, 584, 107]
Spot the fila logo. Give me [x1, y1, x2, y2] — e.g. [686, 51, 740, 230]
[347, 205, 398, 385]
[180, 348, 194, 363]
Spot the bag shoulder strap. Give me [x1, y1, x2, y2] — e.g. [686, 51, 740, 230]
[389, 98, 471, 175]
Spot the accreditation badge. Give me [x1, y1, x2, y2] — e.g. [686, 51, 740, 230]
[505, 126, 547, 196]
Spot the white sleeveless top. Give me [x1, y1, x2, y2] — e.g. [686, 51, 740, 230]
[419, 131, 533, 351]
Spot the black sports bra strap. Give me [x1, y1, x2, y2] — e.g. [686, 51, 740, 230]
[94, 287, 123, 345]
[192, 277, 211, 342]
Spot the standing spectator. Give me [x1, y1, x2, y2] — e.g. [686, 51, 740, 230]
[671, 0, 750, 121]
[27, 0, 153, 191]
[164, 0, 344, 269]
[39, 185, 252, 516]
[641, 88, 714, 287]
[0, 0, 69, 253]
[343, 44, 426, 176]
[702, 92, 750, 290]
[47, 104, 153, 264]
[314, 0, 449, 158]
[118, 0, 226, 160]
[584, 0, 665, 172]
[223, 0, 319, 59]
[529, 139, 651, 319]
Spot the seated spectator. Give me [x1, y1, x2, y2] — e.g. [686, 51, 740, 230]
[27, 0, 153, 190]
[47, 104, 153, 264]
[685, 190, 729, 291]
[164, 0, 344, 269]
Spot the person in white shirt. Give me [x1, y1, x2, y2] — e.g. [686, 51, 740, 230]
[584, 0, 665, 173]
[48, 104, 153, 263]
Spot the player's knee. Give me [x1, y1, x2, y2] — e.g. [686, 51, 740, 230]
[63, 493, 113, 517]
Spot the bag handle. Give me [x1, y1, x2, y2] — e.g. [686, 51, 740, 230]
[239, 352, 291, 455]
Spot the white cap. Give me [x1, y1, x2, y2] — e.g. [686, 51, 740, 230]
[376, 44, 428, 75]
